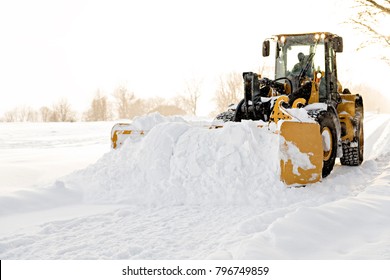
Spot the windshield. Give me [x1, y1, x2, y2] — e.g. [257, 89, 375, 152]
[259, 34, 326, 92]
[276, 34, 325, 80]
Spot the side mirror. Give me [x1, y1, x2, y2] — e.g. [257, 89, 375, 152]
[262, 40, 270, 57]
[333, 36, 343, 53]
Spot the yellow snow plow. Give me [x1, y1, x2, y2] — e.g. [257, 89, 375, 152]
[111, 32, 364, 186]
[111, 96, 323, 186]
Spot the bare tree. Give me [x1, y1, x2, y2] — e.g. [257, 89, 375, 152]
[24, 107, 38, 122]
[1, 102, 78, 122]
[16, 106, 37, 122]
[214, 72, 243, 113]
[49, 111, 59, 122]
[52, 98, 76, 122]
[113, 86, 131, 118]
[349, 0, 390, 63]
[2, 109, 17, 122]
[40, 106, 51, 122]
[180, 78, 202, 115]
[17, 107, 28, 122]
[113, 86, 147, 119]
[144, 97, 166, 113]
[129, 98, 148, 118]
[85, 90, 112, 121]
[1, 107, 37, 122]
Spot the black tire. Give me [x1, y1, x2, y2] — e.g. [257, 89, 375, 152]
[317, 111, 338, 178]
[233, 99, 246, 122]
[340, 113, 364, 166]
[214, 110, 235, 122]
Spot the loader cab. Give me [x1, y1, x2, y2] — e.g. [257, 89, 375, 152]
[262, 33, 343, 103]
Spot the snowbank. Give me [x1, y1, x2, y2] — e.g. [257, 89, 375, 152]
[67, 116, 285, 206]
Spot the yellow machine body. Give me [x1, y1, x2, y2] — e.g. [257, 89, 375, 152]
[337, 94, 359, 142]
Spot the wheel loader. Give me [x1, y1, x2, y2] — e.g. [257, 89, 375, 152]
[111, 32, 364, 186]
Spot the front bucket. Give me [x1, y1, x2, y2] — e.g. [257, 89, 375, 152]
[279, 121, 323, 186]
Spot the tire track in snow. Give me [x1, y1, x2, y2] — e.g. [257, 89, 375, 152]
[364, 113, 390, 159]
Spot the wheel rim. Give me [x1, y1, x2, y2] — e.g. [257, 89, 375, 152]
[322, 127, 333, 161]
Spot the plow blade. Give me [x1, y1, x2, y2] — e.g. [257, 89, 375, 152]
[111, 123, 146, 149]
[279, 121, 323, 186]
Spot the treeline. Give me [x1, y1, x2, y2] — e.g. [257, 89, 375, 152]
[0, 73, 245, 122]
[0, 89, 189, 122]
[1, 99, 77, 122]
[83, 86, 191, 121]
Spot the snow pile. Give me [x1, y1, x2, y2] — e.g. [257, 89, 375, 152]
[67, 116, 285, 205]
[286, 107, 317, 123]
[127, 113, 188, 130]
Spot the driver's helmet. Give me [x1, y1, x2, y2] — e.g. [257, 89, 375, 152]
[298, 52, 305, 62]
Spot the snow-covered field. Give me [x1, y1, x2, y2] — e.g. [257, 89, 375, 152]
[0, 112, 390, 259]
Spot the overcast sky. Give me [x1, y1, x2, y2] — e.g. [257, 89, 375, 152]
[0, 0, 388, 116]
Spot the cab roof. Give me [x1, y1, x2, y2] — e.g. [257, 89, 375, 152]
[273, 32, 339, 38]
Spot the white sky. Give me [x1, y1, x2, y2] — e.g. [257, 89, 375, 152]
[0, 0, 388, 116]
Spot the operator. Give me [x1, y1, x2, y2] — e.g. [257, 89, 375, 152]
[287, 52, 313, 105]
[291, 52, 313, 78]
[290, 52, 306, 76]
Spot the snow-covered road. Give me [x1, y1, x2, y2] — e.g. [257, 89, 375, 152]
[0, 113, 389, 259]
